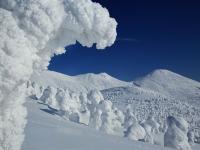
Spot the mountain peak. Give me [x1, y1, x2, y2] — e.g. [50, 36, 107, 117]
[150, 69, 177, 76]
[133, 69, 200, 105]
[31, 71, 130, 93]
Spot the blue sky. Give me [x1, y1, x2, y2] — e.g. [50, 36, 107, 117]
[49, 0, 200, 81]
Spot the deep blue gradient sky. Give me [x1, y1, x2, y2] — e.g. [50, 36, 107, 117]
[49, 0, 200, 81]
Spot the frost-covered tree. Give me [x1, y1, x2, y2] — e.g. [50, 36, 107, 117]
[164, 116, 191, 150]
[187, 129, 195, 145]
[79, 92, 88, 112]
[58, 89, 81, 118]
[89, 109, 102, 130]
[88, 90, 104, 127]
[88, 90, 104, 106]
[99, 100, 122, 135]
[124, 122, 146, 141]
[141, 122, 154, 144]
[39, 86, 57, 107]
[55, 88, 67, 110]
[144, 116, 160, 134]
[100, 111, 115, 134]
[114, 108, 125, 126]
[124, 106, 137, 130]
[0, 0, 117, 149]
[140, 115, 160, 144]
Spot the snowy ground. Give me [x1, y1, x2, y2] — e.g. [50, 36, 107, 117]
[22, 98, 172, 150]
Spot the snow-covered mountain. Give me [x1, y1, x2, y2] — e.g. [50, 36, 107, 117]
[31, 71, 131, 93]
[133, 69, 200, 106]
[26, 69, 200, 150]
[102, 69, 200, 132]
[30, 69, 200, 128]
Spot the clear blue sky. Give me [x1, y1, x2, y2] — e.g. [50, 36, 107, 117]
[49, 0, 200, 81]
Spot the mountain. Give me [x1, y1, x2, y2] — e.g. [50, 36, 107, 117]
[102, 69, 200, 131]
[133, 69, 200, 106]
[31, 71, 131, 93]
[25, 69, 200, 150]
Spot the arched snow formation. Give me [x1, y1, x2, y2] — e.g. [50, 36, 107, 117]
[0, 0, 117, 149]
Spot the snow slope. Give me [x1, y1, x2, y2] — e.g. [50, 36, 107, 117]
[133, 69, 200, 106]
[31, 71, 131, 93]
[22, 98, 171, 150]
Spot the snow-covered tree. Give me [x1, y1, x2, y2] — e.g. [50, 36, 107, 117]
[100, 111, 115, 134]
[88, 90, 104, 127]
[88, 90, 104, 106]
[58, 90, 81, 118]
[187, 129, 195, 145]
[0, 0, 117, 149]
[114, 108, 125, 126]
[141, 122, 154, 144]
[79, 92, 88, 112]
[39, 86, 57, 107]
[144, 116, 160, 134]
[27, 81, 44, 100]
[89, 109, 102, 130]
[164, 116, 191, 150]
[140, 115, 160, 144]
[99, 100, 122, 135]
[124, 122, 146, 141]
[124, 106, 137, 130]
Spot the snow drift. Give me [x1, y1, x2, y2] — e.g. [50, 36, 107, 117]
[0, 0, 117, 149]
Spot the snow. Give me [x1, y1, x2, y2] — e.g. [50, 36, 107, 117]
[0, 0, 117, 149]
[102, 70, 200, 137]
[125, 122, 146, 141]
[133, 69, 200, 106]
[31, 70, 131, 93]
[1, 0, 199, 150]
[164, 116, 191, 150]
[25, 69, 200, 150]
[22, 98, 171, 150]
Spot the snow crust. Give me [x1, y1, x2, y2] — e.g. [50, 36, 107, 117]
[0, 0, 117, 149]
